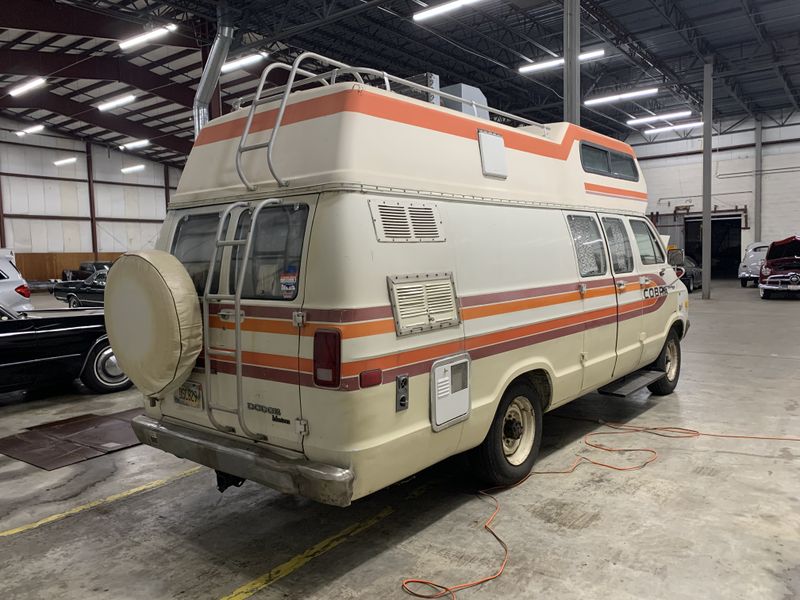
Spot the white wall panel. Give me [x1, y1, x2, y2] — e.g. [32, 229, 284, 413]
[96, 221, 161, 252]
[6, 218, 92, 252]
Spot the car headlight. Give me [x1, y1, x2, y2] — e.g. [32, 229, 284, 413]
[761, 266, 771, 276]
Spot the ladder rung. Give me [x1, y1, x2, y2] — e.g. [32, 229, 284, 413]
[217, 239, 247, 247]
[208, 349, 236, 357]
[240, 141, 272, 152]
[208, 405, 237, 414]
[206, 294, 235, 301]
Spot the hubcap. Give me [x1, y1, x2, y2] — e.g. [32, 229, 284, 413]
[665, 339, 679, 381]
[502, 396, 535, 466]
[94, 347, 127, 385]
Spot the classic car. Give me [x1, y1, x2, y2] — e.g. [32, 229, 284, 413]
[61, 261, 112, 281]
[739, 242, 769, 287]
[668, 249, 701, 293]
[0, 304, 131, 394]
[759, 236, 800, 299]
[53, 269, 107, 307]
[0, 249, 34, 313]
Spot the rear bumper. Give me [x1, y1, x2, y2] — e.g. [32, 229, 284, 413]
[131, 415, 355, 507]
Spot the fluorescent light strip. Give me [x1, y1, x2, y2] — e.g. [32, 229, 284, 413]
[627, 110, 692, 126]
[519, 49, 606, 74]
[221, 52, 269, 73]
[53, 157, 77, 166]
[413, 0, 486, 22]
[584, 87, 659, 106]
[9, 77, 46, 97]
[119, 24, 178, 50]
[643, 121, 704, 135]
[121, 164, 145, 174]
[97, 94, 136, 112]
[15, 124, 44, 137]
[119, 139, 150, 150]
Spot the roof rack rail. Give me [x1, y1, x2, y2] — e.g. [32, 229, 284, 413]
[234, 52, 548, 191]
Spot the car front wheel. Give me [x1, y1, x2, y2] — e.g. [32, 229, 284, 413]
[81, 340, 132, 393]
[759, 287, 772, 299]
[68, 295, 81, 308]
[740, 278, 748, 288]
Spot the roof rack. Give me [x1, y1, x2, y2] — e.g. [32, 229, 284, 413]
[234, 52, 548, 191]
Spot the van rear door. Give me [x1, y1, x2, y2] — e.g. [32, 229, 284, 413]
[164, 198, 315, 452]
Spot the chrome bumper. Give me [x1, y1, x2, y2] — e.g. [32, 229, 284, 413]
[132, 415, 355, 507]
[759, 282, 800, 291]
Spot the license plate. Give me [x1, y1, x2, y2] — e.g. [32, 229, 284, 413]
[174, 381, 203, 409]
[789, 285, 800, 291]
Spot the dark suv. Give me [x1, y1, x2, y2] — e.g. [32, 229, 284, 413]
[759, 236, 800, 299]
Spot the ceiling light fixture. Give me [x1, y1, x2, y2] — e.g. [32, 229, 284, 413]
[121, 164, 146, 174]
[221, 51, 269, 73]
[119, 139, 150, 150]
[9, 77, 46, 97]
[643, 121, 704, 135]
[413, 0, 487, 22]
[518, 49, 606, 74]
[53, 157, 78, 166]
[584, 87, 659, 106]
[15, 124, 45, 137]
[97, 94, 137, 112]
[627, 110, 693, 126]
[119, 24, 178, 51]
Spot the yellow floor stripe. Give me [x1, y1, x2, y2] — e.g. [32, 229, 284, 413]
[0, 466, 203, 538]
[220, 506, 394, 600]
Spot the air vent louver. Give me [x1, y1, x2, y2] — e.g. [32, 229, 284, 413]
[370, 200, 444, 243]
[388, 273, 460, 336]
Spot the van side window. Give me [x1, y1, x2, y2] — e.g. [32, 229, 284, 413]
[171, 212, 223, 294]
[567, 215, 607, 278]
[580, 143, 639, 182]
[601, 217, 634, 273]
[232, 204, 309, 301]
[629, 219, 665, 265]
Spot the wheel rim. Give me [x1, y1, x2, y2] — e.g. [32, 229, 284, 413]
[664, 338, 679, 382]
[69, 297, 79, 307]
[502, 396, 535, 466]
[94, 347, 127, 386]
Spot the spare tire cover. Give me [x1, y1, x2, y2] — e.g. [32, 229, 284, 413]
[105, 250, 202, 396]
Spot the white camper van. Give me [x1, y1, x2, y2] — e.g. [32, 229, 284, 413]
[106, 53, 689, 507]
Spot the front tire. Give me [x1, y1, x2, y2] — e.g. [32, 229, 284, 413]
[648, 330, 681, 396]
[759, 287, 772, 299]
[686, 277, 695, 293]
[68, 295, 81, 308]
[471, 382, 543, 487]
[81, 340, 132, 393]
[740, 278, 748, 288]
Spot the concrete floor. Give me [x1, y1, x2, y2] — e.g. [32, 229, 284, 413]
[1, 282, 798, 599]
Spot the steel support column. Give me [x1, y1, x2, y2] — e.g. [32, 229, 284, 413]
[0, 172, 5, 248]
[564, 0, 580, 124]
[85, 142, 99, 260]
[163, 164, 171, 211]
[701, 60, 713, 299]
[754, 116, 763, 242]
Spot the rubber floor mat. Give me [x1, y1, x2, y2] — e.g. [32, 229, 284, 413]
[0, 408, 144, 470]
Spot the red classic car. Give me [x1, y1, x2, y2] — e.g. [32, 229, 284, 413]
[759, 236, 800, 299]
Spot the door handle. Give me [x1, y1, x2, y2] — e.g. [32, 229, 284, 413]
[615, 281, 626, 291]
[641, 277, 652, 285]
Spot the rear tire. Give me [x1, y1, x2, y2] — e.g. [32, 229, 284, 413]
[740, 278, 748, 288]
[687, 277, 694, 293]
[68, 295, 81, 308]
[648, 330, 681, 396]
[81, 339, 132, 393]
[471, 382, 543, 487]
[760, 287, 772, 299]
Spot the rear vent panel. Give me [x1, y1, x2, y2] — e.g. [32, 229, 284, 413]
[388, 273, 460, 336]
[370, 199, 445, 243]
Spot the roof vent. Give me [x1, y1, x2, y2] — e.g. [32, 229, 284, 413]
[370, 200, 444, 243]
[388, 273, 460, 336]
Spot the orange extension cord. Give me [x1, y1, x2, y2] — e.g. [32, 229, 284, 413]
[401, 418, 800, 600]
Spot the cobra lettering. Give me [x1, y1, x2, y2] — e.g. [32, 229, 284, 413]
[643, 285, 668, 299]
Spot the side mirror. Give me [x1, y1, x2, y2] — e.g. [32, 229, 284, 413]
[668, 249, 685, 267]
[674, 266, 686, 279]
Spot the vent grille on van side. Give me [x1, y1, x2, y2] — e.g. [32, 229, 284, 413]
[388, 273, 460, 336]
[369, 199, 445, 243]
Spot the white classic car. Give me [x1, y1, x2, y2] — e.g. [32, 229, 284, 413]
[739, 242, 769, 287]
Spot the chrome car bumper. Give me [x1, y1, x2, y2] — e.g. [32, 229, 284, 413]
[759, 283, 800, 291]
[131, 415, 355, 507]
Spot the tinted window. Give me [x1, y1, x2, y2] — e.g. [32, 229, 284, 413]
[630, 219, 665, 265]
[231, 204, 309, 300]
[0, 269, 6, 280]
[581, 144, 639, 182]
[609, 152, 638, 179]
[567, 215, 607, 277]
[753, 245, 768, 253]
[602, 217, 634, 273]
[171, 212, 224, 294]
[580, 145, 609, 174]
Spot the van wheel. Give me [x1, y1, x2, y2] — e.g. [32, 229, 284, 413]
[68, 295, 81, 308]
[740, 279, 748, 288]
[81, 340, 132, 393]
[471, 382, 542, 487]
[759, 287, 771, 299]
[648, 330, 681, 396]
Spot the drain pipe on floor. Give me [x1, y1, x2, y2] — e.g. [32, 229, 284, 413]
[193, 5, 235, 139]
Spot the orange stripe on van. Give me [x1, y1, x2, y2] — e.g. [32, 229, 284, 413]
[584, 182, 648, 201]
[196, 88, 635, 160]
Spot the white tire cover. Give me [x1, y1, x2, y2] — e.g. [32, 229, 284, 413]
[105, 250, 202, 396]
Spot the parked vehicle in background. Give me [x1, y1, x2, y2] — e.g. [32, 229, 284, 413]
[0, 304, 131, 394]
[53, 269, 107, 307]
[0, 249, 34, 313]
[739, 242, 769, 287]
[759, 236, 800, 299]
[61, 261, 112, 281]
[667, 249, 701, 293]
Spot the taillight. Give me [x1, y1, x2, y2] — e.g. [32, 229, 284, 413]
[313, 329, 341, 388]
[14, 284, 31, 299]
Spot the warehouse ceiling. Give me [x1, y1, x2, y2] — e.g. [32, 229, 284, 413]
[0, 0, 798, 166]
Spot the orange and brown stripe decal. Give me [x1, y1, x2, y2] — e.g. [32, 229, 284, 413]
[584, 182, 648, 202]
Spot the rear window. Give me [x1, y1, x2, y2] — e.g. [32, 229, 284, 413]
[171, 212, 224, 294]
[580, 143, 639, 181]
